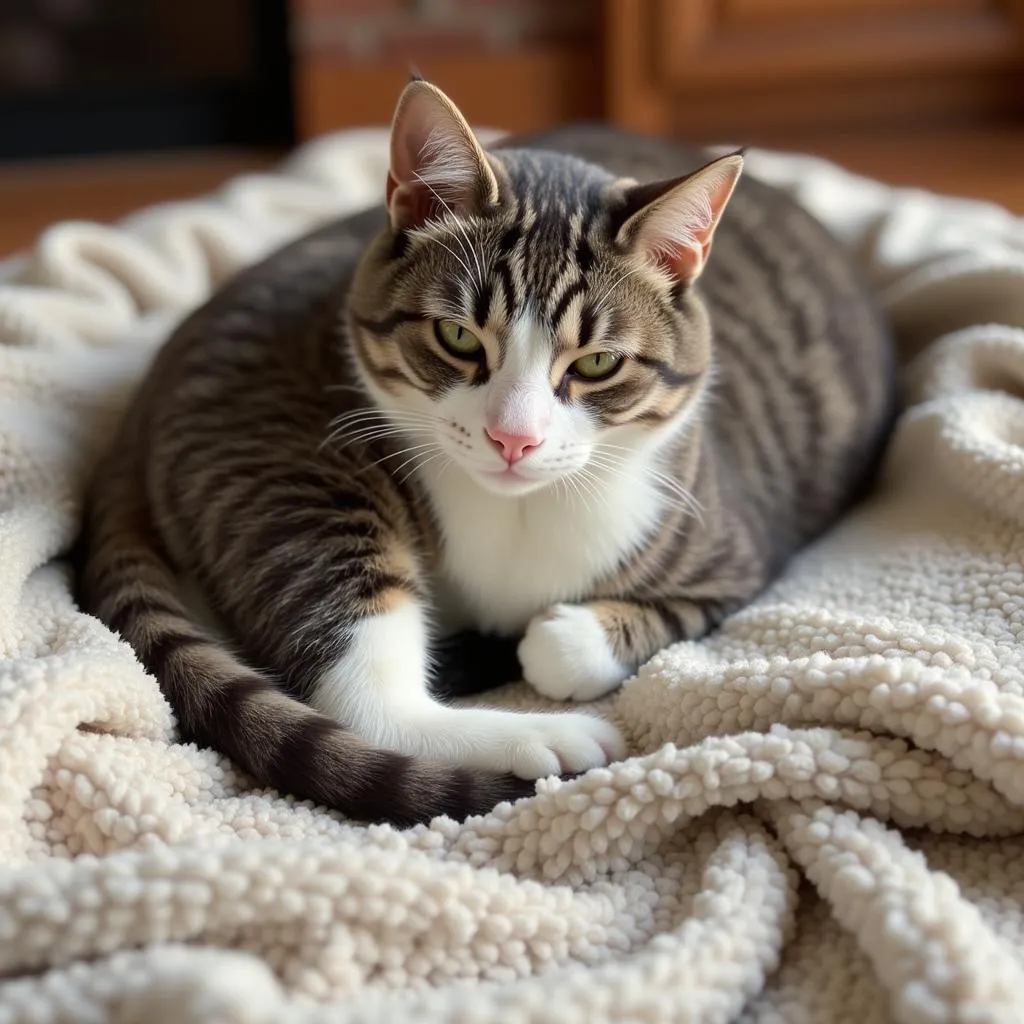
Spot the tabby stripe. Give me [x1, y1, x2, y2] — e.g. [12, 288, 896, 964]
[634, 517, 691, 592]
[201, 674, 281, 751]
[705, 276, 804, 483]
[493, 259, 518, 315]
[354, 309, 427, 336]
[145, 632, 211, 677]
[789, 373, 826, 498]
[200, 470, 344, 534]
[496, 221, 523, 259]
[617, 619, 635, 654]
[105, 593, 181, 641]
[474, 278, 494, 328]
[520, 216, 545, 292]
[732, 212, 801, 355]
[575, 234, 595, 274]
[647, 601, 686, 640]
[682, 540, 740, 593]
[634, 355, 700, 388]
[90, 548, 158, 586]
[634, 451, 709, 589]
[715, 335, 795, 482]
[698, 598, 732, 629]
[578, 304, 597, 349]
[440, 276, 464, 319]
[550, 278, 587, 332]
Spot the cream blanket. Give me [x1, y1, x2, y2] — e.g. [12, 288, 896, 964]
[2, 129, 1024, 1024]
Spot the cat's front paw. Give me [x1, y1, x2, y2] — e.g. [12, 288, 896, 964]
[486, 712, 625, 779]
[519, 603, 629, 703]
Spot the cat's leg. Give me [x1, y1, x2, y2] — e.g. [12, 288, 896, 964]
[311, 599, 624, 778]
[200, 445, 623, 777]
[519, 598, 728, 702]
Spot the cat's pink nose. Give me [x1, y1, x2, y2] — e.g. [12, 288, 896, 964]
[486, 426, 544, 464]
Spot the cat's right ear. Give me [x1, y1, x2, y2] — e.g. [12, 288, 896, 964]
[613, 152, 743, 286]
[386, 80, 500, 232]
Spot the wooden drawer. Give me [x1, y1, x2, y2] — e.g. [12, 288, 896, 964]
[606, 0, 1024, 142]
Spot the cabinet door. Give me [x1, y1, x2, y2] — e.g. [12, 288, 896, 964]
[606, 0, 1024, 140]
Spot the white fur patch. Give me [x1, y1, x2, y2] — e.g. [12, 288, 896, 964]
[422, 445, 669, 635]
[484, 318, 554, 439]
[312, 601, 624, 778]
[519, 604, 630, 703]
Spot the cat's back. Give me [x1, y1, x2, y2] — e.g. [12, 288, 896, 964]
[132, 204, 387, 413]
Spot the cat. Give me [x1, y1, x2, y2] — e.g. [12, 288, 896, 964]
[77, 79, 896, 827]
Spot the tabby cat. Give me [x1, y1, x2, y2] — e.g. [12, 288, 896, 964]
[78, 80, 895, 826]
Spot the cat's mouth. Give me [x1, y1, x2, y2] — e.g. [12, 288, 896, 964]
[481, 465, 528, 479]
[474, 463, 552, 496]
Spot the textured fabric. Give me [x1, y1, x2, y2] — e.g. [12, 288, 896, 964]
[1, 129, 1023, 1024]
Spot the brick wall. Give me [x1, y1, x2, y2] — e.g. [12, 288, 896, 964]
[291, 0, 598, 64]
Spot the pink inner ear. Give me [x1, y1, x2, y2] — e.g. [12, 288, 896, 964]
[654, 240, 707, 282]
[388, 177, 443, 231]
[386, 83, 499, 232]
[626, 154, 743, 285]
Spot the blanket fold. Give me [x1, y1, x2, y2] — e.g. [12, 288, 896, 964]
[2, 130, 1024, 1024]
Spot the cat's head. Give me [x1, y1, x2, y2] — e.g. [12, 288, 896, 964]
[348, 79, 742, 498]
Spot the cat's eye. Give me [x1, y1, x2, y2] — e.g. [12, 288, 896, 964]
[571, 351, 623, 380]
[434, 319, 483, 357]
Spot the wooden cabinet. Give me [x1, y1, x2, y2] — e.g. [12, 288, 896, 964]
[605, 0, 1024, 143]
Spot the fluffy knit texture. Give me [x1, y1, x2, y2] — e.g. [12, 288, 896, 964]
[1, 128, 1024, 1024]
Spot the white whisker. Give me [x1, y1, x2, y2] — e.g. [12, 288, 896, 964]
[395, 448, 448, 485]
[586, 445, 705, 524]
[423, 235, 475, 284]
[336, 427, 431, 448]
[591, 264, 645, 316]
[319, 411, 439, 453]
[435, 455, 455, 484]
[355, 441, 442, 475]
[412, 171, 482, 289]
[326, 408, 438, 429]
[327, 414, 437, 434]
[563, 467, 597, 517]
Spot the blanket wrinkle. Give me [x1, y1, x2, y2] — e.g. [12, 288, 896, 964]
[2, 128, 1024, 1023]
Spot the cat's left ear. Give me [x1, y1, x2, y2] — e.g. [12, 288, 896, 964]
[386, 79, 500, 232]
[614, 151, 743, 285]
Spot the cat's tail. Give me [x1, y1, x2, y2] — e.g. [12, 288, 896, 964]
[76, 491, 534, 828]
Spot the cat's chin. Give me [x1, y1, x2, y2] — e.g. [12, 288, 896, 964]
[471, 466, 554, 498]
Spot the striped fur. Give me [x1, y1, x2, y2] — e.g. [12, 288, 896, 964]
[78, 82, 895, 825]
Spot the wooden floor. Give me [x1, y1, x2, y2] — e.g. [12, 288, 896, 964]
[0, 149, 282, 260]
[0, 125, 1021, 259]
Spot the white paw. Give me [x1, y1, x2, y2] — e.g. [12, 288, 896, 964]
[470, 711, 625, 779]
[518, 603, 630, 703]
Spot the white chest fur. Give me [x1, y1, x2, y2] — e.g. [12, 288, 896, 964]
[419, 458, 666, 635]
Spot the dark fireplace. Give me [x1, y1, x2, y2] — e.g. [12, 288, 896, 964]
[0, 0, 294, 161]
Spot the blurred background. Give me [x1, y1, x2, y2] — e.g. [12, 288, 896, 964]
[1, 0, 1022, 255]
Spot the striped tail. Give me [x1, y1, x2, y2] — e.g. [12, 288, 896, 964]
[77, 490, 533, 827]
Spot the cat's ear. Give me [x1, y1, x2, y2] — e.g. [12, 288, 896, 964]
[386, 79, 500, 232]
[614, 152, 743, 285]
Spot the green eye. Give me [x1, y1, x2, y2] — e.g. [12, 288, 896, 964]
[571, 351, 623, 380]
[435, 319, 483, 357]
